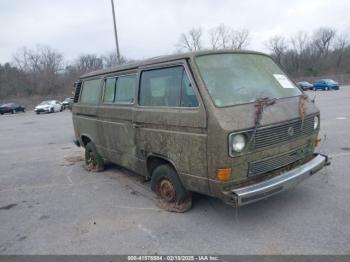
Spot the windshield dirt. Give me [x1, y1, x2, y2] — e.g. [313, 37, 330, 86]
[195, 53, 302, 107]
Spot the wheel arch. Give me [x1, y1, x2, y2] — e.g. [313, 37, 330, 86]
[146, 154, 179, 178]
[80, 134, 94, 148]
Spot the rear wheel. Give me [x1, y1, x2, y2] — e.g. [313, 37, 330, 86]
[85, 142, 104, 172]
[50, 108, 54, 113]
[11, 109, 15, 114]
[326, 86, 330, 91]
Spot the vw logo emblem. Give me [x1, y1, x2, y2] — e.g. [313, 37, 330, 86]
[287, 127, 295, 136]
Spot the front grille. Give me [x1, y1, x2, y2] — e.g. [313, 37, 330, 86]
[249, 147, 307, 177]
[253, 117, 314, 149]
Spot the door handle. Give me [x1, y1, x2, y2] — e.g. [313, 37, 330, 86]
[132, 123, 144, 128]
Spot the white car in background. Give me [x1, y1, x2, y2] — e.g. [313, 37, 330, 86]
[34, 100, 63, 114]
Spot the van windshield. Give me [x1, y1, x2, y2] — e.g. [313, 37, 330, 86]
[195, 53, 302, 107]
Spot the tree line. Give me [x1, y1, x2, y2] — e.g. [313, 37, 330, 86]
[177, 24, 350, 80]
[0, 45, 128, 99]
[1, 24, 349, 100]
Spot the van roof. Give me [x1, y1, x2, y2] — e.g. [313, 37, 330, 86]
[80, 49, 268, 79]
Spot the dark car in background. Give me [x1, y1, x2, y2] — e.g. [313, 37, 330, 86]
[297, 81, 313, 91]
[0, 103, 25, 115]
[62, 97, 73, 109]
[313, 79, 340, 90]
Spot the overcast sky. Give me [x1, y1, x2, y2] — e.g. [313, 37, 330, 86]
[0, 0, 349, 64]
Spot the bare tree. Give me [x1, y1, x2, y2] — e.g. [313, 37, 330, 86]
[290, 31, 309, 55]
[13, 46, 63, 74]
[230, 29, 250, 49]
[177, 28, 203, 52]
[265, 36, 288, 65]
[312, 27, 336, 56]
[74, 54, 103, 74]
[12, 45, 64, 94]
[288, 31, 310, 74]
[333, 32, 349, 69]
[208, 24, 232, 49]
[208, 26, 221, 50]
[102, 52, 128, 68]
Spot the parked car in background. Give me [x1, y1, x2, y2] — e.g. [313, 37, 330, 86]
[34, 100, 63, 114]
[62, 97, 73, 109]
[297, 81, 313, 91]
[313, 79, 340, 90]
[0, 103, 25, 115]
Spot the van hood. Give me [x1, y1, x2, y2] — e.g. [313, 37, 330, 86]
[35, 104, 51, 109]
[213, 96, 319, 132]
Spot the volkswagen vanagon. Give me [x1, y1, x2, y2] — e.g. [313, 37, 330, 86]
[72, 50, 329, 209]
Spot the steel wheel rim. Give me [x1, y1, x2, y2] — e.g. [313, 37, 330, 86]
[158, 179, 176, 202]
[87, 151, 96, 168]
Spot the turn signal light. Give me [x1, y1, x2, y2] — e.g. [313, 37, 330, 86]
[315, 136, 321, 147]
[216, 168, 232, 182]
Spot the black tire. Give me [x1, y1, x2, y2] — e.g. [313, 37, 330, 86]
[151, 164, 189, 203]
[85, 142, 104, 172]
[36, 112, 39, 115]
[50, 108, 54, 113]
[11, 109, 15, 114]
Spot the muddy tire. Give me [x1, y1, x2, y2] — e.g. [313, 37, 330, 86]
[85, 142, 104, 172]
[151, 164, 189, 204]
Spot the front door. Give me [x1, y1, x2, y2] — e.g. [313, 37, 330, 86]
[133, 61, 209, 193]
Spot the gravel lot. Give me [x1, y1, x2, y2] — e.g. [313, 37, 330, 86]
[0, 87, 349, 255]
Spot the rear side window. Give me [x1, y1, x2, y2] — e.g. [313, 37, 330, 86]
[139, 66, 198, 107]
[103, 78, 116, 103]
[80, 79, 101, 104]
[103, 74, 136, 103]
[115, 75, 136, 103]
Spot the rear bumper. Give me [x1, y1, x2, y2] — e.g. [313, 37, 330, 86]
[225, 154, 329, 206]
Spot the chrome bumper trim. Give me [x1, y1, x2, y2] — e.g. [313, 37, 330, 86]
[232, 154, 328, 206]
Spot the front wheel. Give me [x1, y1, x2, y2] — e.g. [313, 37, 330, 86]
[85, 142, 104, 172]
[151, 164, 190, 204]
[50, 108, 54, 113]
[11, 109, 15, 114]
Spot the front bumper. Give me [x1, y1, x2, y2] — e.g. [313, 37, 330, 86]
[226, 154, 329, 206]
[35, 108, 50, 113]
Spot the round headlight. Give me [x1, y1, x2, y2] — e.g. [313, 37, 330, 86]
[232, 134, 246, 152]
[314, 116, 319, 130]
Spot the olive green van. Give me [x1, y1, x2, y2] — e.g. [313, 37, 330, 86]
[72, 50, 329, 209]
